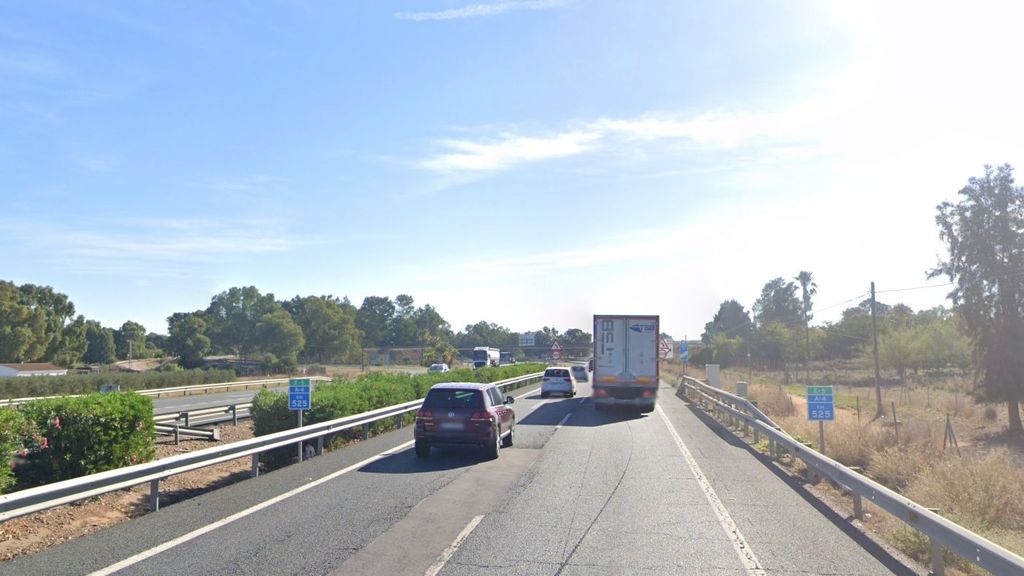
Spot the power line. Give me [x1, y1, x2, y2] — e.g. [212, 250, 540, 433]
[816, 292, 869, 313]
[876, 282, 953, 294]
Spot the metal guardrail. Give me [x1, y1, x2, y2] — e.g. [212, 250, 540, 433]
[0, 377, 330, 409]
[0, 372, 543, 523]
[153, 403, 253, 427]
[678, 375, 1024, 576]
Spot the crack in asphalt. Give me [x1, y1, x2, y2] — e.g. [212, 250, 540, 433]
[552, 420, 635, 576]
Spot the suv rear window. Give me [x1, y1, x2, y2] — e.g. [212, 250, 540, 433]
[544, 369, 570, 378]
[423, 389, 483, 410]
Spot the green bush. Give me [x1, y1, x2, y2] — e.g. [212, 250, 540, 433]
[250, 364, 545, 469]
[0, 409, 41, 493]
[0, 369, 236, 399]
[17, 393, 155, 485]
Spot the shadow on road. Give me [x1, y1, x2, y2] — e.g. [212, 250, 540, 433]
[358, 446, 489, 475]
[518, 396, 647, 427]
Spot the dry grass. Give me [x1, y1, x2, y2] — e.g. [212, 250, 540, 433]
[867, 447, 930, 491]
[907, 449, 1024, 532]
[748, 383, 795, 418]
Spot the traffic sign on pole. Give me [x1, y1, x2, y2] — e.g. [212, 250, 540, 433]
[289, 378, 311, 411]
[679, 341, 689, 362]
[807, 386, 835, 421]
[658, 338, 672, 360]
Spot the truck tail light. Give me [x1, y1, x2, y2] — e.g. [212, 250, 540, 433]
[595, 388, 608, 397]
[642, 390, 654, 398]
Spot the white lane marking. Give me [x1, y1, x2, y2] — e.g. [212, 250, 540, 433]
[655, 405, 766, 576]
[87, 440, 416, 576]
[556, 413, 572, 428]
[514, 387, 538, 400]
[423, 514, 484, 576]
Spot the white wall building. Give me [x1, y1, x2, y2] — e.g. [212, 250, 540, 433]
[0, 363, 68, 377]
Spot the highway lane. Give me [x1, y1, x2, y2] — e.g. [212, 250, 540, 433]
[0, 381, 573, 576]
[437, 382, 912, 575]
[150, 388, 276, 413]
[2, 379, 914, 576]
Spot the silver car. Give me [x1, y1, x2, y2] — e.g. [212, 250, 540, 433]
[540, 367, 577, 398]
[571, 365, 588, 383]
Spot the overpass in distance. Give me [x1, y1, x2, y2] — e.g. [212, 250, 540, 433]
[5, 378, 917, 576]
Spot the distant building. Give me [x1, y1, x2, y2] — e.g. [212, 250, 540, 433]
[0, 363, 68, 377]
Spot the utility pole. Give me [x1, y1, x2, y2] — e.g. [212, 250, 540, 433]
[871, 281, 883, 418]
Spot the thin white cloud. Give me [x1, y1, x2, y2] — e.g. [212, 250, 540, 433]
[415, 107, 820, 176]
[2, 218, 304, 276]
[419, 130, 601, 173]
[395, 0, 564, 21]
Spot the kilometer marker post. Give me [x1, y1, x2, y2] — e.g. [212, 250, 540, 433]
[288, 378, 313, 462]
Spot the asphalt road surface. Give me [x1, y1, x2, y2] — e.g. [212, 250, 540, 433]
[2, 379, 914, 576]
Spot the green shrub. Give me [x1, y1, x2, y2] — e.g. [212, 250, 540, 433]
[0, 369, 236, 399]
[249, 364, 545, 469]
[17, 393, 155, 485]
[0, 409, 41, 493]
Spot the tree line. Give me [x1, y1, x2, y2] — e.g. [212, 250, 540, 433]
[0, 283, 592, 373]
[699, 164, 1024, 435]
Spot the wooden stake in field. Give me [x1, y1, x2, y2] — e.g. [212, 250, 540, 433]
[943, 414, 961, 457]
[891, 401, 900, 446]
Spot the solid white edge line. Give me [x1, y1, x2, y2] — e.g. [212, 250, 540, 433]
[655, 405, 767, 576]
[423, 514, 484, 576]
[87, 439, 417, 576]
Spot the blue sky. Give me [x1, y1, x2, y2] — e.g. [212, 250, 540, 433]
[3, 1, 1024, 338]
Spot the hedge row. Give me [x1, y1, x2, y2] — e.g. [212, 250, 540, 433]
[251, 364, 545, 468]
[0, 368, 237, 399]
[2, 393, 156, 493]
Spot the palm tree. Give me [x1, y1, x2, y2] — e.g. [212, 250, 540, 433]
[794, 271, 817, 375]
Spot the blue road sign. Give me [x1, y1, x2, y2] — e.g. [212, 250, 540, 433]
[807, 385, 834, 421]
[289, 378, 311, 411]
[679, 342, 689, 362]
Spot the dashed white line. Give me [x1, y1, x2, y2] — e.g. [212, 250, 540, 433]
[556, 413, 572, 428]
[655, 405, 766, 576]
[87, 440, 416, 576]
[423, 514, 484, 576]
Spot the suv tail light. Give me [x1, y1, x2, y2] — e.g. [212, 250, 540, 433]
[417, 409, 433, 419]
[595, 388, 608, 397]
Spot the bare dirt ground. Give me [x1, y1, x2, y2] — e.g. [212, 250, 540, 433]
[0, 423, 256, 562]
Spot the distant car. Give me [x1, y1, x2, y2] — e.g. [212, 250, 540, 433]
[414, 382, 515, 459]
[540, 367, 577, 398]
[571, 365, 588, 383]
[428, 363, 450, 373]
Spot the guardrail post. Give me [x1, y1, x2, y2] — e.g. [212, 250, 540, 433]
[149, 479, 160, 512]
[931, 538, 946, 576]
[251, 454, 259, 478]
[394, 414, 403, 429]
[853, 493, 863, 520]
[753, 427, 760, 444]
[232, 405, 238, 426]
[743, 419, 749, 437]
[183, 412, 190, 427]
[317, 436, 324, 456]
[174, 423, 180, 445]
[363, 422, 370, 441]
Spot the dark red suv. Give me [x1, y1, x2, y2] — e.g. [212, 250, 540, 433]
[414, 382, 515, 459]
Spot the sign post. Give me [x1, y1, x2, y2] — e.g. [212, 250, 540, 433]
[681, 336, 688, 380]
[289, 378, 312, 462]
[551, 340, 562, 361]
[807, 385, 835, 454]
